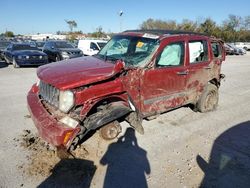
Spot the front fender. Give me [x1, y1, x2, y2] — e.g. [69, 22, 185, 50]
[84, 101, 131, 131]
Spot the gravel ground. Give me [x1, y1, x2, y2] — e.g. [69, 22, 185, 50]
[0, 53, 250, 188]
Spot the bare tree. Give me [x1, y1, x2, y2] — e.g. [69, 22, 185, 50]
[65, 20, 77, 32]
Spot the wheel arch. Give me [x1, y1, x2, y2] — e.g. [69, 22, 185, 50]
[209, 77, 220, 88]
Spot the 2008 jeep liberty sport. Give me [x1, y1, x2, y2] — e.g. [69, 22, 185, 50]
[27, 30, 225, 154]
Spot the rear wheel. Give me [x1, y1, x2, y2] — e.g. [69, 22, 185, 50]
[99, 121, 122, 140]
[196, 83, 218, 112]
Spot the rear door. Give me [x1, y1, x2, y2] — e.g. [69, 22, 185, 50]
[140, 37, 188, 116]
[185, 37, 211, 103]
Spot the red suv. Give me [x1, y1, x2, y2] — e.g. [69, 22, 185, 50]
[27, 30, 225, 152]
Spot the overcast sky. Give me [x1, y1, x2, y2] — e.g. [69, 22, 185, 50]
[1, 0, 250, 34]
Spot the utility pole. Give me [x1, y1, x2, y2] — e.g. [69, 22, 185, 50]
[119, 10, 124, 32]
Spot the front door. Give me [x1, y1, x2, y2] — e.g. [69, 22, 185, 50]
[140, 39, 188, 116]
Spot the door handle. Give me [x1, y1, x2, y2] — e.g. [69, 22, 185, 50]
[177, 71, 189, 75]
[204, 66, 212, 70]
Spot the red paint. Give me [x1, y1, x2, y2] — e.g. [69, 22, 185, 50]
[37, 56, 119, 90]
[28, 30, 225, 148]
[27, 84, 80, 148]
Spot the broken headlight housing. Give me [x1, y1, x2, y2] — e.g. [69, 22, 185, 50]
[59, 90, 74, 113]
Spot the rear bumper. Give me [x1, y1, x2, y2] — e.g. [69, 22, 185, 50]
[27, 85, 80, 149]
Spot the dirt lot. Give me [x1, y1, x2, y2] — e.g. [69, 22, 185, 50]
[0, 53, 250, 188]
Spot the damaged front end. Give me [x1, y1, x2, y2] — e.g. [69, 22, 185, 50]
[27, 82, 142, 153]
[27, 60, 144, 155]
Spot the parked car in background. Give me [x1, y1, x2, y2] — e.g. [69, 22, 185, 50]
[0, 40, 11, 60]
[227, 43, 245, 55]
[4, 43, 48, 68]
[234, 42, 250, 51]
[27, 30, 226, 154]
[78, 39, 107, 56]
[43, 40, 83, 62]
[224, 43, 234, 55]
[36, 41, 45, 51]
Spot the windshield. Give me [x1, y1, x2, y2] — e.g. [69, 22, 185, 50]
[36, 42, 45, 47]
[55, 41, 74, 49]
[13, 44, 39, 51]
[96, 35, 159, 67]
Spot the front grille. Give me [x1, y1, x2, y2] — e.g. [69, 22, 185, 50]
[69, 51, 80, 55]
[30, 56, 40, 60]
[39, 81, 59, 107]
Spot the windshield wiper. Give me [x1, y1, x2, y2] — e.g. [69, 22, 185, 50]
[106, 56, 119, 61]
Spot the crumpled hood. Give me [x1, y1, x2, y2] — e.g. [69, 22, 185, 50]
[37, 56, 118, 90]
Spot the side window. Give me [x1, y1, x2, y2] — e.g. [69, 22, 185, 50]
[90, 42, 99, 50]
[156, 42, 184, 67]
[211, 42, 222, 58]
[189, 40, 208, 63]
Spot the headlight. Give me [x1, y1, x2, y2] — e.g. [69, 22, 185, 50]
[59, 90, 74, 113]
[61, 51, 69, 58]
[26, 55, 30, 59]
[39, 55, 43, 59]
[59, 116, 78, 128]
[17, 55, 22, 59]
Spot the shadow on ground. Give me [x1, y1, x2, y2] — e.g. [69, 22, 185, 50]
[38, 158, 96, 188]
[0, 60, 8, 68]
[100, 127, 151, 188]
[197, 121, 250, 188]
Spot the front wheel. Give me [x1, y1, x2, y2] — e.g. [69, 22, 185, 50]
[55, 54, 61, 62]
[196, 83, 218, 113]
[99, 121, 122, 140]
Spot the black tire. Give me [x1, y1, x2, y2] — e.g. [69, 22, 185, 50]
[196, 83, 218, 113]
[55, 54, 60, 62]
[13, 58, 20, 68]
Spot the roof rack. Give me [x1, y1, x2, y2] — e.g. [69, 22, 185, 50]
[123, 29, 208, 36]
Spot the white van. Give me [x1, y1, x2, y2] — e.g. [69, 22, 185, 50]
[78, 39, 107, 56]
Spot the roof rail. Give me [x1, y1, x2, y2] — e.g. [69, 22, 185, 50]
[123, 29, 208, 36]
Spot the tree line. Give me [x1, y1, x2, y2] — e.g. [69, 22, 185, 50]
[139, 15, 250, 42]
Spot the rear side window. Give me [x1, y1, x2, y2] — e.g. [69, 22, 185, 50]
[211, 42, 222, 58]
[156, 42, 184, 67]
[189, 40, 208, 63]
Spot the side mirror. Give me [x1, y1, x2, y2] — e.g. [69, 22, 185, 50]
[113, 60, 125, 74]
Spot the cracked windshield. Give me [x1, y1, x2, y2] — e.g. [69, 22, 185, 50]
[96, 35, 159, 67]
